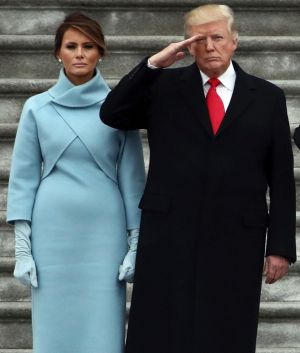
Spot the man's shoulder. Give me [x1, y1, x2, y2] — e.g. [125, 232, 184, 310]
[235, 61, 284, 96]
[248, 74, 283, 93]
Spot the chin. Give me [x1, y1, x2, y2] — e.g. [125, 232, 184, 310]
[72, 70, 91, 76]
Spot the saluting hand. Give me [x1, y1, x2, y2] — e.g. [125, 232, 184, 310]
[148, 35, 202, 68]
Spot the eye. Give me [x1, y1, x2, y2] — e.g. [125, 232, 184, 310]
[214, 35, 223, 41]
[66, 44, 76, 49]
[84, 43, 95, 49]
[196, 38, 206, 44]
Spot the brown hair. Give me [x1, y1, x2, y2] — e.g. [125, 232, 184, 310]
[54, 12, 106, 57]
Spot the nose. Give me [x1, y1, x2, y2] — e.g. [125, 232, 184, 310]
[75, 46, 84, 58]
[205, 38, 214, 51]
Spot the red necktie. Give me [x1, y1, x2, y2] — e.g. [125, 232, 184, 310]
[206, 78, 225, 135]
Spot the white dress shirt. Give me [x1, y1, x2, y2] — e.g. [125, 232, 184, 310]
[147, 59, 236, 111]
[200, 62, 236, 111]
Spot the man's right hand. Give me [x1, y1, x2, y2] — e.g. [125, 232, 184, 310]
[148, 34, 202, 68]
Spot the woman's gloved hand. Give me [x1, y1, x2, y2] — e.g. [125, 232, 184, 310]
[119, 229, 139, 283]
[13, 220, 38, 287]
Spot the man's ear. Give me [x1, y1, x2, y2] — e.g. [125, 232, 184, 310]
[232, 33, 238, 51]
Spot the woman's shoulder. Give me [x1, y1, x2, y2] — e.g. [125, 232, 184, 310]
[24, 90, 52, 112]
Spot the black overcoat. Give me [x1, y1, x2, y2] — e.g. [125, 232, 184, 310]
[100, 59, 296, 353]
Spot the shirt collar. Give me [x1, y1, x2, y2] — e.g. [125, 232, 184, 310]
[200, 61, 236, 91]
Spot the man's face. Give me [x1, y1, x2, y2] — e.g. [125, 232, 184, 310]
[187, 20, 238, 78]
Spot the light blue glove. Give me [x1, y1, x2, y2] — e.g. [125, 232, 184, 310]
[13, 220, 38, 288]
[119, 229, 139, 283]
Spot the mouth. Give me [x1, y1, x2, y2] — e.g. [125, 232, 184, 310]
[73, 63, 87, 67]
[206, 57, 219, 61]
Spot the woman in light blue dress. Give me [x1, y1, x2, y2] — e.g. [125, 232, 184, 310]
[6, 12, 145, 353]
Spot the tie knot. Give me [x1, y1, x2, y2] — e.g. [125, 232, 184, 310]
[208, 78, 221, 88]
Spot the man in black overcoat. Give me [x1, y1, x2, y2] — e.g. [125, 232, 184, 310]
[100, 4, 296, 353]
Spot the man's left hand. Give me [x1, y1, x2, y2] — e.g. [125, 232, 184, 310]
[264, 255, 289, 284]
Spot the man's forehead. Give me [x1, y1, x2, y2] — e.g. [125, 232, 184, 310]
[189, 20, 229, 35]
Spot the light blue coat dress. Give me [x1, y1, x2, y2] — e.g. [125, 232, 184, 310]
[7, 69, 145, 353]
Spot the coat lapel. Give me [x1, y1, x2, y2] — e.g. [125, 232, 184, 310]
[50, 103, 121, 183]
[43, 68, 120, 182]
[39, 106, 77, 180]
[179, 63, 214, 138]
[216, 62, 256, 136]
[179, 61, 257, 138]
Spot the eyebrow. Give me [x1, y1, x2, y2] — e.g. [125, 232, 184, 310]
[64, 41, 95, 45]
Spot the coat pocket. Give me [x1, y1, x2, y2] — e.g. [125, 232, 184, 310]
[243, 212, 269, 228]
[138, 192, 171, 213]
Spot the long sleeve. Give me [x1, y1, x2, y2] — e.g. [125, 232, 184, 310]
[6, 100, 42, 224]
[293, 125, 300, 148]
[117, 130, 146, 229]
[100, 58, 162, 130]
[266, 89, 296, 262]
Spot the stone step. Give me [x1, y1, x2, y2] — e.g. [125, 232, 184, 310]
[0, 0, 299, 36]
[2, 142, 300, 179]
[1, 175, 300, 216]
[0, 35, 300, 79]
[257, 350, 300, 353]
[1, 269, 300, 303]
[0, 350, 300, 353]
[1, 249, 300, 303]
[0, 301, 299, 348]
[0, 274, 31, 303]
[260, 272, 300, 302]
[0, 350, 299, 353]
[0, 303, 32, 349]
[0, 351, 32, 353]
[1, 253, 299, 276]
[2, 183, 300, 215]
[0, 221, 13, 258]
[294, 150, 300, 172]
[0, 78, 299, 127]
[11, 250, 300, 276]
[0, 117, 299, 143]
[2, 34, 300, 51]
[1, 162, 300, 196]
[0, 257, 134, 303]
[8, 87, 300, 120]
[0, 78, 299, 95]
[257, 317, 300, 349]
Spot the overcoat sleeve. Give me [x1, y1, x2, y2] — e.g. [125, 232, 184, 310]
[293, 125, 300, 149]
[100, 58, 162, 130]
[266, 89, 296, 263]
[117, 130, 146, 229]
[6, 99, 42, 224]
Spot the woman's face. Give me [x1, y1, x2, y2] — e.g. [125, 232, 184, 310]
[57, 27, 101, 85]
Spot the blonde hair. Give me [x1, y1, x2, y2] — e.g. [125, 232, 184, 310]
[184, 4, 238, 39]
